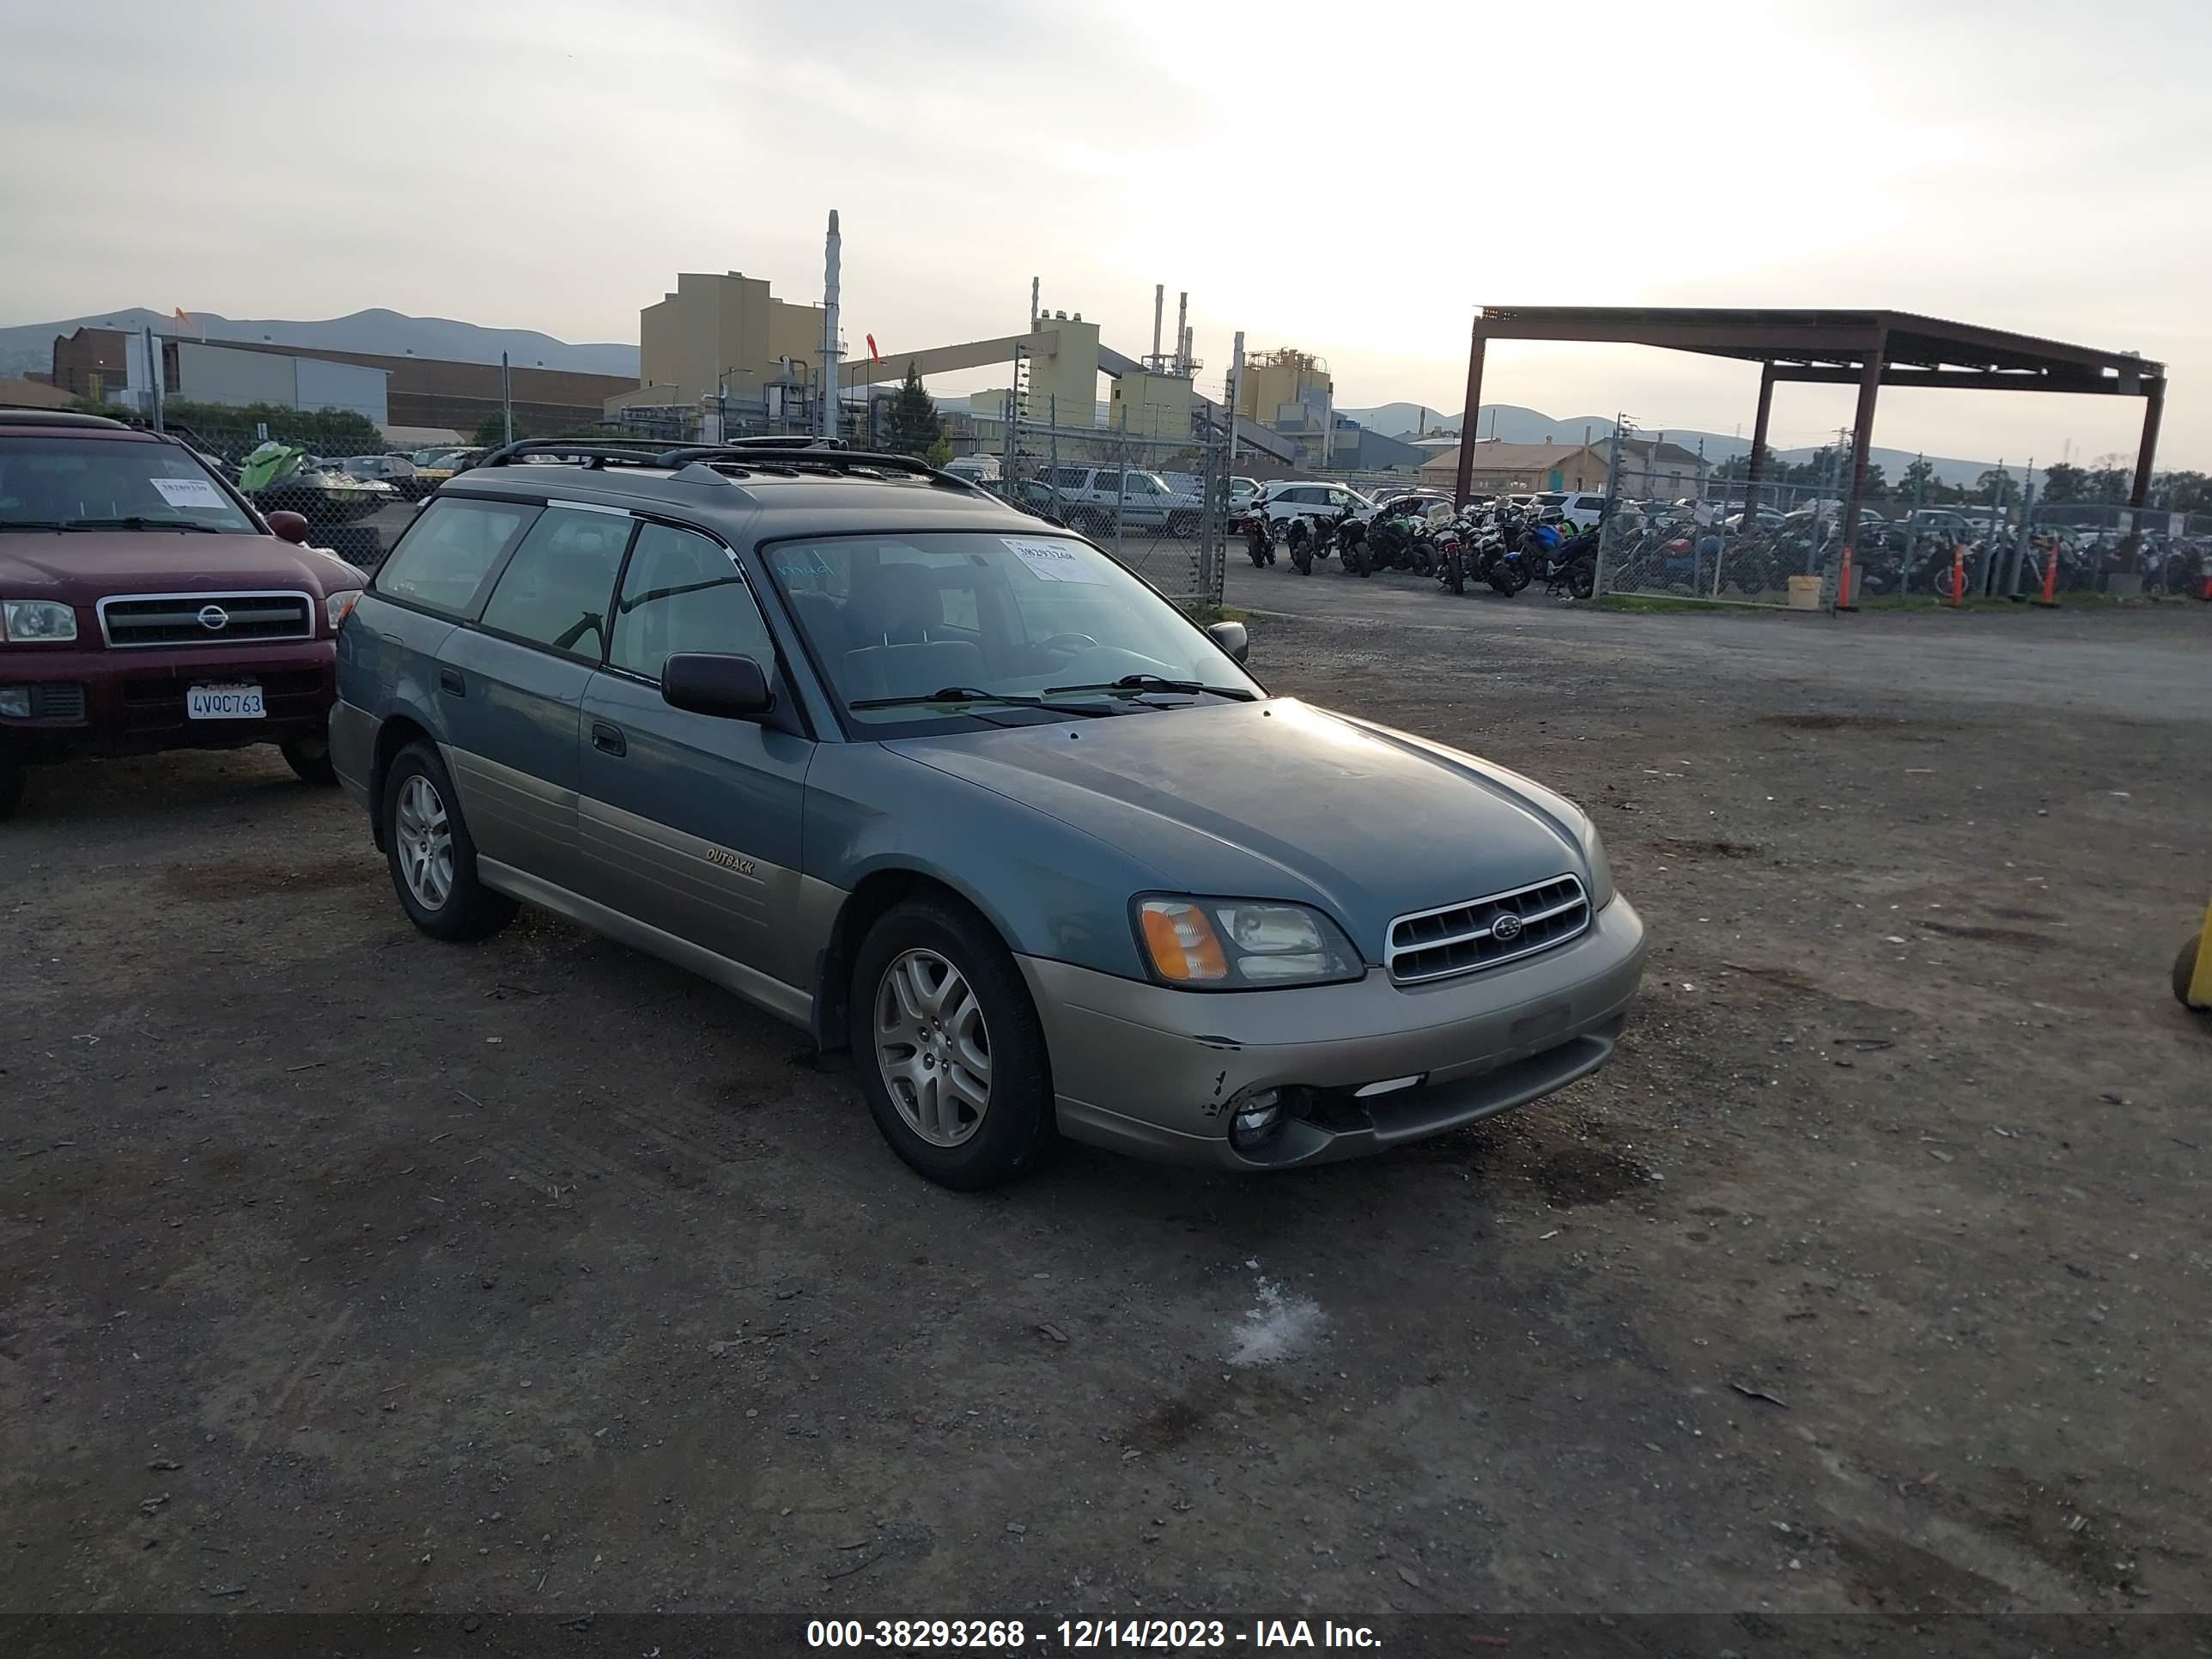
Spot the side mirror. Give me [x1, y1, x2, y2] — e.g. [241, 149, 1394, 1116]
[662, 653, 775, 720]
[1206, 620, 1250, 664]
[266, 509, 309, 544]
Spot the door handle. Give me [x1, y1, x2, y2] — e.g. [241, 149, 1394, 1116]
[592, 721, 626, 757]
[439, 667, 465, 696]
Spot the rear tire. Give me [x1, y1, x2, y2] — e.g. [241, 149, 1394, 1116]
[1448, 552, 1466, 595]
[380, 742, 518, 943]
[1567, 556, 1597, 600]
[852, 896, 1056, 1189]
[280, 730, 338, 786]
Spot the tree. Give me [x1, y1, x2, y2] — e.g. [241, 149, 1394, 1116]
[1976, 467, 2020, 507]
[924, 434, 953, 469]
[473, 410, 527, 448]
[883, 362, 943, 459]
[1899, 456, 1938, 503]
[2039, 462, 2084, 505]
[2153, 470, 2210, 514]
[1858, 462, 1886, 499]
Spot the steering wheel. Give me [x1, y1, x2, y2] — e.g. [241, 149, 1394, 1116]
[1038, 632, 1100, 658]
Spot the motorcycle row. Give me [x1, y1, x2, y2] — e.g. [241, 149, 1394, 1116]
[1246, 499, 1601, 601]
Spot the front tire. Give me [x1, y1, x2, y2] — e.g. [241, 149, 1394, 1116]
[280, 729, 338, 786]
[852, 897, 1056, 1189]
[0, 745, 25, 823]
[2177, 930, 2207, 1011]
[380, 742, 518, 942]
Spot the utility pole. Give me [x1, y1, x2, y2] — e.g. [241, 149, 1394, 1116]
[1595, 410, 1633, 598]
[500, 352, 512, 444]
[821, 210, 842, 441]
[1226, 331, 1244, 479]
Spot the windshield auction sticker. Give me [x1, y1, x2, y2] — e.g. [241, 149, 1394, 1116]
[1004, 538, 1108, 584]
[149, 477, 229, 510]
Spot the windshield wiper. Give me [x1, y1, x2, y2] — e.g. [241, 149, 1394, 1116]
[848, 685, 1120, 716]
[1, 520, 73, 532]
[62, 517, 225, 533]
[1042, 674, 1255, 701]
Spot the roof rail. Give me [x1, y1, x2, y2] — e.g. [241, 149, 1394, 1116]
[469, 440, 669, 472]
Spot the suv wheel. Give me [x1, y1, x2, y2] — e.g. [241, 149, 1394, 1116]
[0, 745, 25, 823]
[280, 729, 338, 786]
[380, 742, 517, 942]
[852, 896, 1055, 1190]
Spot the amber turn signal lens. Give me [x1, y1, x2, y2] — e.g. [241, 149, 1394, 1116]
[1138, 900, 1231, 982]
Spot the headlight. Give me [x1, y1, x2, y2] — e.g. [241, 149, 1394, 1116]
[325, 589, 363, 631]
[1134, 896, 1364, 990]
[1583, 823, 1616, 910]
[1, 600, 77, 644]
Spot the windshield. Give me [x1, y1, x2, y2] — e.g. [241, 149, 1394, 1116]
[0, 436, 257, 533]
[762, 531, 1261, 730]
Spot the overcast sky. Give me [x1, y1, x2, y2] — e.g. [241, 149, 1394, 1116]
[5, 0, 2207, 465]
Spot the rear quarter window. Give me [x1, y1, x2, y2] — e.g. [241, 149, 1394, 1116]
[374, 497, 537, 617]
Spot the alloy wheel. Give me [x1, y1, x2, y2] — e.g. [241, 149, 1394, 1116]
[873, 948, 992, 1147]
[395, 773, 454, 911]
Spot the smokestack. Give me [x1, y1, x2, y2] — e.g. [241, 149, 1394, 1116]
[1181, 325, 1193, 375]
[820, 209, 841, 440]
[1152, 284, 1164, 368]
[1175, 292, 1188, 374]
[1030, 276, 1039, 331]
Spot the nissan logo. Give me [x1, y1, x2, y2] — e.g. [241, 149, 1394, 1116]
[197, 605, 229, 632]
[1491, 912, 1525, 944]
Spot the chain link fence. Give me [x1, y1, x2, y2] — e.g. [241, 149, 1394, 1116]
[1597, 477, 1851, 607]
[999, 419, 1228, 605]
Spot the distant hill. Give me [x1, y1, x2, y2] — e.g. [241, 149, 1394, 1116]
[0, 307, 639, 380]
[1340, 400, 2002, 487]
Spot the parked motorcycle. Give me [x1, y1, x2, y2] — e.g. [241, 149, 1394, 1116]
[1245, 511, 1277, 568]
[1528, 526, 1601, 599]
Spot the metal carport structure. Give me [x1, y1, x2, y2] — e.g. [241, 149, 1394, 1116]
[1450, 307, 2168, 599]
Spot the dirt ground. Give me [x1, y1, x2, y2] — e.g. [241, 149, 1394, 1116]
[3, 568, 2208, 1628]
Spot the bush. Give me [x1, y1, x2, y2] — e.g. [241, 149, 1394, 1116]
[77, 398, 387, 460]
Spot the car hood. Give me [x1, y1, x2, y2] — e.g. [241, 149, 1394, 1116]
[0, 532, 366, 599]
[890, 698, 1595, 960]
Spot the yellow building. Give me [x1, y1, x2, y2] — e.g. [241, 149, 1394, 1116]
[1237, 348, 1331, 427]
[1419, 441, 1610, 493]
[1108, 369, 1196, 441]
[605, 270, 827, 417]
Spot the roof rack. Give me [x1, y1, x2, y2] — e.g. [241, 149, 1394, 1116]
[466, 437, 991, 496]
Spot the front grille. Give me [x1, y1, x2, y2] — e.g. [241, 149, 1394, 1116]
[27, 683, 88, 722]
[118, 666, 325, 731]
[99, 591, 314, 647]
[1387, 874, 1589, 984]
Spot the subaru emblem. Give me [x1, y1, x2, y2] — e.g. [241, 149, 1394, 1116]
[1491, 912, 1524, 944]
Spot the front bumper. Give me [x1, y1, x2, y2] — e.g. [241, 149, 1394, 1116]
[0, 638, 337, 761]
[1019, 896, 1646, 1170]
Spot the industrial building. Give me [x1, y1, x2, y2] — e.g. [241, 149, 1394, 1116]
[1419, 440, 1613, 492]
[49, 326, 632, 436]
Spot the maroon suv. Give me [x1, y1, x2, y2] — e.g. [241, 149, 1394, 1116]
[0, 409, 370, 819]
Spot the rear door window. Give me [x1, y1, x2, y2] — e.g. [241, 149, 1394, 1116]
[477, 506, 634, 661]
[374, 497, 536, 616]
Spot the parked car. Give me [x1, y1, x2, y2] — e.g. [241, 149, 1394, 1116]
[1043, 465, 1202, 538]
[1529, 490, 1610, 530]
[336, 453, 432, 501]
[330, 441, 1644, 1188]
[0, 410, 369, 819]
[1253, 481, 1373, 528]
[941, 455, 1000, 487]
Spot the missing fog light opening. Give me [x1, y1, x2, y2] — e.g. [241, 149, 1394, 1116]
[1230, 1090, 1283, 1151]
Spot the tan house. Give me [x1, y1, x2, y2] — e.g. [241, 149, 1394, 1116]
[1419, 440, 1608, 493]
